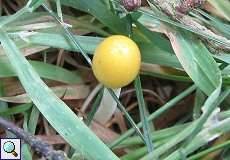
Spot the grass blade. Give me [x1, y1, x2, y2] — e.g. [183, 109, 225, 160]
[28, 106, 40, 134]
[0, 103, 32, 116]
[57, 0, 129, 34]
[207, 0, 230, 21]
[166, 30, 221, 95]
[0, 57, 82, 84]
[86, 87, 104, 126]
[22, 112, 33, 160]
[134, 76, 153, 152]
[193, 89, 205, 119]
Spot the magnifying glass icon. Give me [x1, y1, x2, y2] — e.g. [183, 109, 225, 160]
[3, 141, 18, 157]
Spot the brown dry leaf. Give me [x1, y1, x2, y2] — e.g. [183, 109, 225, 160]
[114, 111, 128, 133]
[204, 2, 226, 19]
[2, 78, 25, 96]
[90, 121, 119, 143]
[0, 84, 90, 103]
[0, 45, 49, 57]
[141, 63, 187, 76]
[37, 135, 66, 145]
[37, 121, 119, 145]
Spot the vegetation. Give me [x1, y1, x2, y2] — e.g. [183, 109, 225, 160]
[0, 0, 229, 159]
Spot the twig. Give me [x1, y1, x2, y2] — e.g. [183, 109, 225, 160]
[0, 117, 67, 160]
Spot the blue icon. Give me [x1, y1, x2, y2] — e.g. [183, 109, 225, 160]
[1, 138, 21, 159]
[3, 141, 18, 157]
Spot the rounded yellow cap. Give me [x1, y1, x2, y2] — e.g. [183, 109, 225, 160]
[92, 35, 141, 89]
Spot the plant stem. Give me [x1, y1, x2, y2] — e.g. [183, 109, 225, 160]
[135, 76, 154, 152]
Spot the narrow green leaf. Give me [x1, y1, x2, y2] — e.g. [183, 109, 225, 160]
[86, 87, 104, 126]
[193, 89, 206, 119]
[139, 43, 181, 69]
[26, 31, 102, 54]
[134, 76, 153, 152]
[0, 103, 32, 116]
[0, 57, 82, 84]
[28, 106, 40, 134]
[120, 123, 189, 147]
[0, 80, 14, 138]
[207, 0, 230, 21]
[142, 71, 191, 82]
[28, 60, 82, 84]
[167, 30, 221, 95]
[195, 9, 230, 38]
[22, 112, 33, 160]
[0, 81, 10, 116]
[58, 0, 129, 34]
[134, 20, 172, 52]
[183, 85, 222, 147]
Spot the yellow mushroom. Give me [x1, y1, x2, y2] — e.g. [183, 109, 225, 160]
[92, 35, 141, 89]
